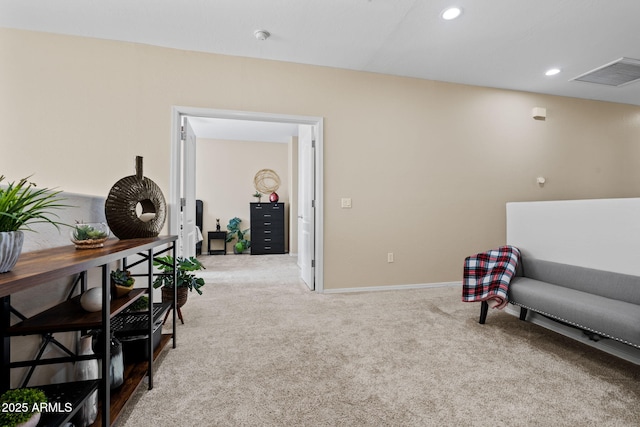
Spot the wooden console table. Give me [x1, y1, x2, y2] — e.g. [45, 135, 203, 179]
[0, 236, 178, 426]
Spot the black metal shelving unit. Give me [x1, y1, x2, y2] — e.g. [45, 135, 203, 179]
[0, 236, 177, 426]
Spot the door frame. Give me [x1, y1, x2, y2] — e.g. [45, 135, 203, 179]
[169, 106, 324, 292]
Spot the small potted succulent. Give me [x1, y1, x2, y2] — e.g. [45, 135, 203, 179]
[0, 387, 47, 427]
[110, 268, 135, 298]
[0, 175, 67, 272]
[70, 222, 110, 249]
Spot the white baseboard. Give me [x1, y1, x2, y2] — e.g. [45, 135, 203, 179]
[322, 281, 461, 294]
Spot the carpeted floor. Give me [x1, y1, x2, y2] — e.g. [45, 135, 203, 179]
[119, 254, 640, 426]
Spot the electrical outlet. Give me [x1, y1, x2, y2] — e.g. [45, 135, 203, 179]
[387, 252, 394, 263]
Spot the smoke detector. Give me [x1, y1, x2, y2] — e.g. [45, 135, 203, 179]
[572, 57, 640, 87]
[254, 30, 270, 41]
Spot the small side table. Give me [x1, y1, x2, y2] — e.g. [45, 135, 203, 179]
[208, 231, 227, 255]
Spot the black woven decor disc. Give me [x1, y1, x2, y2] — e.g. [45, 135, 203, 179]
[105, 156, 166, 239]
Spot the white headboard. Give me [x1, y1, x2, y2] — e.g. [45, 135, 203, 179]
[22, 192, 107, 253]
[506, 198, 640, 276]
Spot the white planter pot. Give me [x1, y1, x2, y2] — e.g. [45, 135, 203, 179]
[0, 231, 24, 273]
[17, 411, 40, 427]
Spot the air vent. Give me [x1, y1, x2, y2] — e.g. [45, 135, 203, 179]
[572, 58, 640, 87]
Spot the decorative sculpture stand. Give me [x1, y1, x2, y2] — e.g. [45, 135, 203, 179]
[105, 156, 167, 239]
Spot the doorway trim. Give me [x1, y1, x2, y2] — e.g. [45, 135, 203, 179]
[170, 106, 324, 292]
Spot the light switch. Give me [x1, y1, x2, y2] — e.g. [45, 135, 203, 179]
[341, 198, 352, 208]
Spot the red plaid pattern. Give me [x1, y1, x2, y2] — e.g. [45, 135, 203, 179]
[462, 245, 520, 309]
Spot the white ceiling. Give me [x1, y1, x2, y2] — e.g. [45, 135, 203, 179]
[3, 0, 640, 139]
[188, 117, 299, 143]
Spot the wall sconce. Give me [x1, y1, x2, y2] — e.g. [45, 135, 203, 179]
[537, 176, 546, 187]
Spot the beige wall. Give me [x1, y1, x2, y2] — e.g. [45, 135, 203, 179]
[195, 138, 289, 253]
[2, 28, 640, 290]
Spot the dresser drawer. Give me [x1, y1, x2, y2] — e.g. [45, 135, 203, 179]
[251, 240, 285, 254]
[251, 223, 284, 234]
[251, 232, 284, 246]
[251, 203, 284, 218]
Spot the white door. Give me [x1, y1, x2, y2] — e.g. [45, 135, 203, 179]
[181, 117, 198, 258]
[298, 125, 315, 290]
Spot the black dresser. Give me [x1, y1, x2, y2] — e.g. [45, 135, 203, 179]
[250, 203, 285, 254]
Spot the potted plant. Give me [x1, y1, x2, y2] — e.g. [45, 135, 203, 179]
[0, 175, 67, 273]
[70, 222, 109, 249]
[153, 256, 205, 323]
[225, 217, 250, 254]
[128, 295, 149, 312]
[252, 191, 263, 202]
[0, 387, 47, 427]
[110, 268, 135, 298]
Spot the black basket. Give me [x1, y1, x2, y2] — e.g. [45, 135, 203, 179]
[112, 303, 170, 363]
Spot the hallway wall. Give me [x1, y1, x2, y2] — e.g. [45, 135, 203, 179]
[195, 138, 289, 253]
[3, 28, 640, 289]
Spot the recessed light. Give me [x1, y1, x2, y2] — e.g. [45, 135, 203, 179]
[545, 68, 561, 76]
[441, 7, 462, 20]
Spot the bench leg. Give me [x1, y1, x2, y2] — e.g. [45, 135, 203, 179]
[519, 307, 528, 321]
[479, 301, 489, 324]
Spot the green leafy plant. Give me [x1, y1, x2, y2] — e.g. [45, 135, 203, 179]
[252, 191, 263, 202]
[110, 269, 134, 287]
[129, 295, 149, 311]
[152, 256, 206, 295]
[0, 175, 67, 232]
[225, 217, 250, 253]
[0, 387, 47, 426]
[72, 223, 108, 241]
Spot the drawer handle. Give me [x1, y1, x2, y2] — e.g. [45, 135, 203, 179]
[265, 246, 271, 250]
[264, 222, 271, 226]
[264, 238, 272, 242]
[264, 230, 272, 234]
[264, 214, 271, 217]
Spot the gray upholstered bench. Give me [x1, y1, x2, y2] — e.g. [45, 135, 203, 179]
[480, 257, 640, 350]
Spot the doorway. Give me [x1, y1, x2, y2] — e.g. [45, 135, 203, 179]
[169, 106, 324, 292]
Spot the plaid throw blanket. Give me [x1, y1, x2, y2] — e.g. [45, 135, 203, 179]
[462, 245, 521, 309]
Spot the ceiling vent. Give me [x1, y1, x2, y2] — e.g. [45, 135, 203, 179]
[572, 57, 640, 87]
